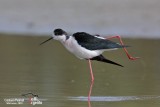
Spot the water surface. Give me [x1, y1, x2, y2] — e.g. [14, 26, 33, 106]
[0, 35, 160, 107]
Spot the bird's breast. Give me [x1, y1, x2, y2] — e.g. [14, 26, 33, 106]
[62, 37, 103, 59]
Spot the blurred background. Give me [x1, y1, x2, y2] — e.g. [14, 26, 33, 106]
[0, 0, 160, 107]
[0, 0, 160, 38]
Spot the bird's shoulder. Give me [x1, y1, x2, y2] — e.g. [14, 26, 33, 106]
[72, 32, 92, 38]
[72, 32, 102, 42]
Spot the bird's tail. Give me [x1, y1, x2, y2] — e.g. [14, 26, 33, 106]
[116, 44, 130, 49]
[90, 55, 123, 67]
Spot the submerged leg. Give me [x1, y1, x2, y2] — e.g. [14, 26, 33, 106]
[106, 35, 140, 60]
[88, 81, 94, 107]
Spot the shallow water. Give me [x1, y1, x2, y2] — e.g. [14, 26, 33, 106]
[0, 35, 160, 107]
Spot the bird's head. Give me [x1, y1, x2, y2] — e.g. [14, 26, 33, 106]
[53, 28, 68, 42]
[40, 28, 68, 45]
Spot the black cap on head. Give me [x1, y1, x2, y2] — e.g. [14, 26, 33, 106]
[54, 28, 67, 36]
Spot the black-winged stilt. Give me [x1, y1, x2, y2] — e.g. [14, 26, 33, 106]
[40, 28, 139, 82]
[40, 28, 139, 106]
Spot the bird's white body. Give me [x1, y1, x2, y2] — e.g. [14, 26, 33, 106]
[63, 36, 104, 59]
[52, 34, 116, 59]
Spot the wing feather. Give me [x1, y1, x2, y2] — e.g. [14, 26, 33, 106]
[73, 32, 127, 50]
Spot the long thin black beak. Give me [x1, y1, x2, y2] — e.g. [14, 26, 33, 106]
[40, 37, 53, 45]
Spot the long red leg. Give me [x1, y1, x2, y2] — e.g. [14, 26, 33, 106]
[88, 59, 94, 82]
[88, 59, 94, 107]
[106, 35, 140, 60]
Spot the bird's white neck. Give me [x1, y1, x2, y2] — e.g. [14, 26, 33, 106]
[53, 34, 70, 43]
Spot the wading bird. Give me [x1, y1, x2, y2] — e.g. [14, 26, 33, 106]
[40, 28, 139, 81]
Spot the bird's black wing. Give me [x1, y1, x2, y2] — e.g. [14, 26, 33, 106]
[91, 55, 123, 67]
[73, 32, 127, 50]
